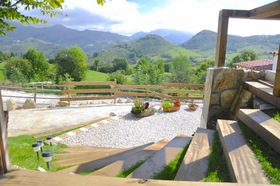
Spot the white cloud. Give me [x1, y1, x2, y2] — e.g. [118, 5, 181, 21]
[48, 0, 279, 36]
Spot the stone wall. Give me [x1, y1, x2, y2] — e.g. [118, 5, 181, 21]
[200, 67, 264, 129]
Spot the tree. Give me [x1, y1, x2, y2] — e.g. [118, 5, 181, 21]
[227, 50, 259, 67]
[194, 60, 214, 84]
[112, 58, 129, 73]
[107, 71, 128, 84]
[132, 58, 164, 85]
[54, 46, 88, 82]
[4, 56, 32, 82]
[23, 48, 49, 81]
[170, 56, 194, 83]
[0, 0, 106, 35]
[0, 51, 9, 62]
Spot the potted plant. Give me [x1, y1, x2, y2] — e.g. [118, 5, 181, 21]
[188, 100, 198, 111]
[162, 100, 181, 112]
[131, 98, 156, 117]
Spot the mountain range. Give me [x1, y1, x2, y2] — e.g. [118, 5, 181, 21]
[0, 23, 279, 64]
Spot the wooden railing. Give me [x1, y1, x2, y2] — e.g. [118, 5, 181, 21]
[59, 81, 204, 104]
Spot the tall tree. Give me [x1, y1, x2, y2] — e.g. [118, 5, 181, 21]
[0, 0, 106, 35]
[132, 58, 164, 85]
[54, 46, 88, 82]
[170, 56, 194, 83]
[227, 50, 259, 67]
[23, 48, 49, 81]
[4, 56, 32, 82]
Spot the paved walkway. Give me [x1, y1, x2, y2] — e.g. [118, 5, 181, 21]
[8, 104, 133, 137]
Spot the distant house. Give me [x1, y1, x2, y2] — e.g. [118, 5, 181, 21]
[233, 59, 273, 71]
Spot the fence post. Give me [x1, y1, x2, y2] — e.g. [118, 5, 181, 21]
[114, 79, 117, 104]
[67, 85, 71, 105]
[34, 87, 37, 103]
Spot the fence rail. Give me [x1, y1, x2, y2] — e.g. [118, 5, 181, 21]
[59, 81, 204, 104]
[0, 81, 205, 104]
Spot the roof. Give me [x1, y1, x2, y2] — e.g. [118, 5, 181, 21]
[233, 59, 273, 71]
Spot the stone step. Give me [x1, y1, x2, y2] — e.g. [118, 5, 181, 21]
[238, 109, 280, 154]
[126, 135, 192, 179]
[91, 139, 169, 177]
[174, 128, 215, 181]
[58, 142, 154, 174]
[216, 119, 269, 184]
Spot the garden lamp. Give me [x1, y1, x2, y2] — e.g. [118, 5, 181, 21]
[46, 135, 53, 146]
[32, 142, 40, 160]
[37, 139, 44, 153]
[42, 150, 53, 170]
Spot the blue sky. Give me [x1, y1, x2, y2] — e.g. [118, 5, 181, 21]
[30, 0, 279, 36]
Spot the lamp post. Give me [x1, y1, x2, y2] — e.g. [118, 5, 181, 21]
[32, 142, 40, 160]
[37, 140, 44, 153]
[42, 150, 53, 170]
[46, 135, 53, 146]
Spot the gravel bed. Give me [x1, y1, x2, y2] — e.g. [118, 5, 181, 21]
[62, 105, 202, 148]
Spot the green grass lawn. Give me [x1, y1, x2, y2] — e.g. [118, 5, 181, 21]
[85, 70, 109, 81]
[0, 63, 6, 81]
[8, 135, 68, 172]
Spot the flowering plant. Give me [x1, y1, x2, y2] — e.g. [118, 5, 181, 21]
[161, 100, 181, 111]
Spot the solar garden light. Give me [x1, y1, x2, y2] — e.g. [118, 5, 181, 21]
[37, 139, 44, 153]
[32, 142, 40, 160]
[46, 135, 53, 146]
[42, 150, 53, 170]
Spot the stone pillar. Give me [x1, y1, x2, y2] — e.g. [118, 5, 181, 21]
[201, 67, 247, 129]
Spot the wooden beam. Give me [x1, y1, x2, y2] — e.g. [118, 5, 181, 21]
[0, 91, 10, 174]
[250, 1, 280, 20]
[273, 44, 280, 96]
[215, 10, 229, 67]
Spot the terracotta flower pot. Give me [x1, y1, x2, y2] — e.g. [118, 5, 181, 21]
[163, 106, 180, 112]
[188, 104, 198, 111]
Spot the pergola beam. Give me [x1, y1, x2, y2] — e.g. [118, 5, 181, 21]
[273, 45, 280, 96]
[250, 1, 280, 19]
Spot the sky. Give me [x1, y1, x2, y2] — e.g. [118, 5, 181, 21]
[29, 0, 280, 36]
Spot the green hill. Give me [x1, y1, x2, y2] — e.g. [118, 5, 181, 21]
[92, 34, 200, 65]
[85, 70, 109, 81]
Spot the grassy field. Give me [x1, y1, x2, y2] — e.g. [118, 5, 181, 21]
[85, 70, 109, 81]
[0, 63, 6, 81]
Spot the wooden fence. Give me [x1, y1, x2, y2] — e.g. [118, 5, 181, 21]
[59, 81, 204, 104]
[0, 82, 62, 102]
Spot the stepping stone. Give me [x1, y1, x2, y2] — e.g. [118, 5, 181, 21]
[91, 139, 169, 177]
[127, 135, 192, 179]
[175, 128, 215, 181]
[238, 109, 280, 154]
[217, 119, 269, 184]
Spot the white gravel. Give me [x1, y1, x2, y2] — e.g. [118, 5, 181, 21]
[62, 104, 202, 148]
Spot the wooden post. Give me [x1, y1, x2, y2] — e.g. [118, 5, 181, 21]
[273, 45, 280, 96]
[215, 10, 229, 67]
[114, 79, 117, 104]
[34, 87, 37, 103]
[0, 90, 11, 174]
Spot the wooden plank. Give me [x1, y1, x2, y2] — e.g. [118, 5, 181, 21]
[61, 89, 115, 94]
[0, 170, 273, 186]
[116, 84, 162, 89]
[238, 109, 280, 154]
[60, 81, 116, 86]
[91, 140, 168, 177]
[215, 10, 229, 67]
[250, 1, 280, 19]
[0, 91, 10, 174]
[273, 45, 280, 96]
[127, 135, 192, 179]
[243, 81, 280, 108]
[116, 92, 161, 98]
[60, 96, 115, 101]
[164, 89, 203, 94]
[59, 143, 154, 174]
[162, 96, 204, 100]
[175, 128, 215, 181]
[163, 83, 204, 88]
[216, 119, 269, 184]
